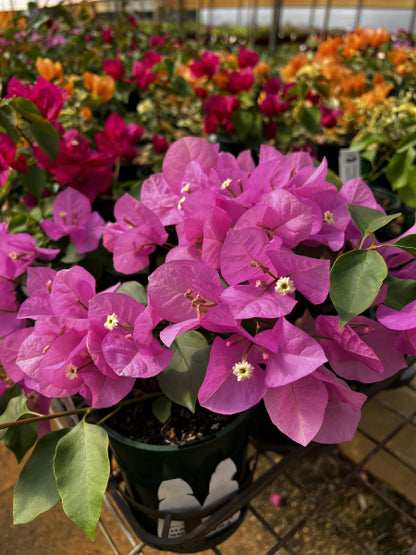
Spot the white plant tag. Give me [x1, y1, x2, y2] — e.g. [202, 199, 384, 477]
[338, 148, 361, 183]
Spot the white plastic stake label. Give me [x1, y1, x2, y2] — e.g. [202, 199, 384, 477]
[339, 149, 361, 183]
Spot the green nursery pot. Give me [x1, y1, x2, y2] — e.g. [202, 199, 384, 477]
[103, 409, 252, 545]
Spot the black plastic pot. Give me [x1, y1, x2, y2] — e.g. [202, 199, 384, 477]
[250, 401, 297, 454]
[103, 409, 252, 550]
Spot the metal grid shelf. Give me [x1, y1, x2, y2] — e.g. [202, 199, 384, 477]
[97, 377, 416, 555]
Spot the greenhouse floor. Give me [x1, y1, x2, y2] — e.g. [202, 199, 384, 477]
[0, 375, 415, 555]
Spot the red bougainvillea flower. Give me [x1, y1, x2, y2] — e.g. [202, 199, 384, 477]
[103, 55, 125, 81]
[34, 129, 114, 202]
[95, 113, 143, 163]
[152, 134, 169, 154]
[237, 45, 259, 69]
[6, 76, 68, 121]
[190, 51, 220, 79]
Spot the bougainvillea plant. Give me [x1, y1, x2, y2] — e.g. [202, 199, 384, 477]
[1, 114, 416, 539]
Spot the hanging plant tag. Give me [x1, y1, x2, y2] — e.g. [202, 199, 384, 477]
[339, 149, 361, 183]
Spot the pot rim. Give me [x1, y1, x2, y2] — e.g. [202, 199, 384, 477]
[102, 408, 251, 453]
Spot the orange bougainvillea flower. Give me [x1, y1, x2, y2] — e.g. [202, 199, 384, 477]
[315, 36, 343, 62]
[253, 61, 271, 85]
[279, 52, 308, 82]
[365, 27, 390, 48]
[80, 106, 93, 122]
[387, 47, 408, 66]
[372, 72, 385, 86]
[253, 61, 270, 76]
[35, 57, 63, 81]
[213, 70, 230, 90]
[83, 72, 115, 102]
[360, 82, 394, 108]
[341, 72, 367, 96]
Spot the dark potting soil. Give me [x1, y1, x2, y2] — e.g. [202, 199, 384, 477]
[102, 400, 236, 446]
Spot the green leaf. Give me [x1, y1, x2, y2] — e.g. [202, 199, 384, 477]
[11, 97, 60, 161]
[299, 106, 321, 135]
[54, 420, 110, 540]
[397, 130, 416, 153]
[21, 165, 47, 200]
[1, 413, 38, 463]
[30, 120, 60, 161]
[158, 330, 210, 412]
[12, 97, 43, 119]
[152, 395, 172, 424]
[389, 234, 416, 257]
[347, 204, 402, 237]
[386, 148, 415, 191]
[330, 249, 388, 327]
[116, 281, 148, 305]
[60, 242, 85, 264]
[384, 275, 416, 310]
[0, 104, 19, 143]
[13, 428, 70, 524]
[350, 131, 385, 151]
[276, 124, 292, 145]
[0, 384, 23, 416]
[393, 165, 416, 208]
[172, 75, 192, 97]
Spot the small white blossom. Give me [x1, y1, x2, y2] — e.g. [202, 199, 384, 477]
[181, 183, 190, 193]
[232, 361, 254, 381]
[221, 178, 232, 190]
[323, 210, 335, 224]
[177, 196, 186, 210]
[65, 363, 78, 380]
[275, 276, 295, 295]
[104, 313, 119, 330]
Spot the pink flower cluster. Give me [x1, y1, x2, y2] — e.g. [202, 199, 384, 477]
[0, 265, 172, 409]
[105, 136, 411, 446]
[1, 137, 415, 447]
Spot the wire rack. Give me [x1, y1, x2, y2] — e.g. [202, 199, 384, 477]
[95, 374, 416, 555]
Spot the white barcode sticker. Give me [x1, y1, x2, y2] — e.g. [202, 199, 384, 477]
[339, 149, 361, 183]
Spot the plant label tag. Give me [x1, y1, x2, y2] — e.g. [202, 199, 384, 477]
[339, 149, 361, 183]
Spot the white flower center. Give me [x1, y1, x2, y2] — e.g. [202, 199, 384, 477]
[323, 210, 335, 224]
[65, 363, 78, 380]
[221, 178, 232, 190]
[275, 276, 295, 295]
[232, 361, 254, 381]
[104, 313, 119, 330]
[177, 196, 186, 210]
[181, 183, 190, 193]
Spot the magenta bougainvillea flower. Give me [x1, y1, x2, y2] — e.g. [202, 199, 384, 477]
[237, 46, 260, 69]
[129, 51, 162, 90]
[103, 55, 125, 81]
[152, 134, 169, 155]
[0, 222, 58, 280]
[190, 51, 220, 79]
[34, 129, 114, 201]
[103, 193, 168, 274]
[95, 113, 143, 163]
[6, 76, 68, 121]
[40, 187, 105, 253]
[0, 132, 19, 187]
